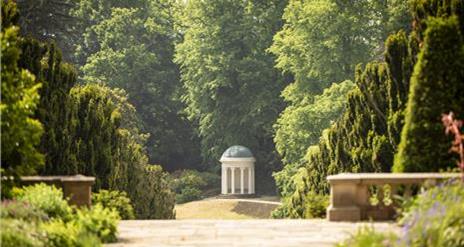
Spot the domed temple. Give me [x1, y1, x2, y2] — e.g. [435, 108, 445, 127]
[220, 145, 255, 195]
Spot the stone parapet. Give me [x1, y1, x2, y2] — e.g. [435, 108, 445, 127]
[326, 173, 460, 222]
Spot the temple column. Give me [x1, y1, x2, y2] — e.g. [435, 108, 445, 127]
[240, 168, 245, 194]
[248, 167, 252, 194]
[221, 165, 227, 194]
[231, 167, 235, 194]
[251, 167, 255, 194]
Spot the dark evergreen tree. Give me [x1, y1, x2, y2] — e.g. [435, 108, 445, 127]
[394, 16, 464, 172]
[1, 0, 44, 177]
[18, 39, 78, 175]
[69, 84, 175, 218]
[16, 0, 78, 62]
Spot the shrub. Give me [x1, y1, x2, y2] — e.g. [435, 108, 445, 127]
[176, 187, 202, 204]
[336, 226, 397, 247]
[171, 170, 207, 193]
[0, 219, 44, 247]
[1, 200, 48, 221]
[72, 204, 120, 243]
[134, 165, 175, 219]
[41, 219, 101, 247]
[92, 190, 135, 220]
[12, 183, 72, 220]
[170, 169, 221, 204]
[398, 179, 464, 246]
[303, 192, 329, 218]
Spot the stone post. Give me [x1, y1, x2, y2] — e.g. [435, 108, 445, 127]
[326, 177, 361, 222]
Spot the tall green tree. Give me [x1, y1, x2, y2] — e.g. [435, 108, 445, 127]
[269, 0, 410, 99]
[1, 1, 44, 176]
[16, 0, 78, 62]
[69, 84, 175, 218]
[175, 0, 289, 192]
[75, 0, 201, 171]
[394, 16, 464, 172]
[271, 0, 411, 201]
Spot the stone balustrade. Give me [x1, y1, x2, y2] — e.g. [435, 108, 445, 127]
[326, 173, 460, 222]
[19, 175, 95, 207]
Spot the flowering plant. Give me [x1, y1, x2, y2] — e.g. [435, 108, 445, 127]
[442, 112, 464, 180]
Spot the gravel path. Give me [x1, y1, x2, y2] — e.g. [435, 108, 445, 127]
[106, 219, 398, 247]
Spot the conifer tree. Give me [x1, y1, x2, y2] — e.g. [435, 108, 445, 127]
[1, 0, 44, 176]
[394, 16, 464, 172]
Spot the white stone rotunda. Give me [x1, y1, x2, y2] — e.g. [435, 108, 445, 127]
[220, 145, 255, 195]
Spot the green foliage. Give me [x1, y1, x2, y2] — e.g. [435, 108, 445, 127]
[1, 200, 48, 221]
[274, 35, 417, 217]
[0, 219, 44, 247]
[274, 80, 355, 166]
[15, 26, 78, 176]
[0, 0, 44, 177]
[134, 165, 176, 219]
[385, 30, 415, 149]
[69, 84, 175, 219]
[272, 163, 328, 219]
[175, 0, 289, 192]
[170, 169, 220, 204]
[272, 0, 412, 210]
[92, 190, 135, 220]
[336, 226, 398, 247]
[41, 219, 101, 247]
[303, 192, 329, 218]
[15, 0, 78, 62]
[398, 180, 464, 246]
[394, 15, 464, 172]
[12, 183, 72, 220]
[75, 0, 201, 171]
[176, 187, 202, 204]
[72, 204, 120, 243]
[269, 0, 410, 98]
[0, 183, 114, 246]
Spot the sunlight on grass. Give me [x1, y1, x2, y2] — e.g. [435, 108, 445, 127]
[175, 200, 255, 219]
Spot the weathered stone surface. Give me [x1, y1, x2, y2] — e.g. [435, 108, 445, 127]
[20, 175, 95, 207]
[327, 173, 460, 222]
[106, 219, 398, 247]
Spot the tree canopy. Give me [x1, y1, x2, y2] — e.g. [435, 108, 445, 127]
[175, 0, 290, 192]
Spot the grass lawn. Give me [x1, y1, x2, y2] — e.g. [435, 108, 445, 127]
[174, 197, 280, 219]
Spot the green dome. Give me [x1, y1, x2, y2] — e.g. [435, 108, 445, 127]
[221, 145, 253, 158]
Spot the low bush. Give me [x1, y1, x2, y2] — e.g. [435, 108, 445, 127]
[0, 219, 44, 247]
[303, 192, 329, 218]
[271, 190, 328, 219]
[170, 169, 220, 204]
[1, 200, 48, 221]
[92, 190, 135, 220]
[397, 179, 464, 246]
[176, 187, 202, 204]
[336, 226, 398, 247]
[41, 219, 101, 247]
[1, 184, 120, 246]
[72, 204, 120, 243]
[11, 183, 72, 220]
